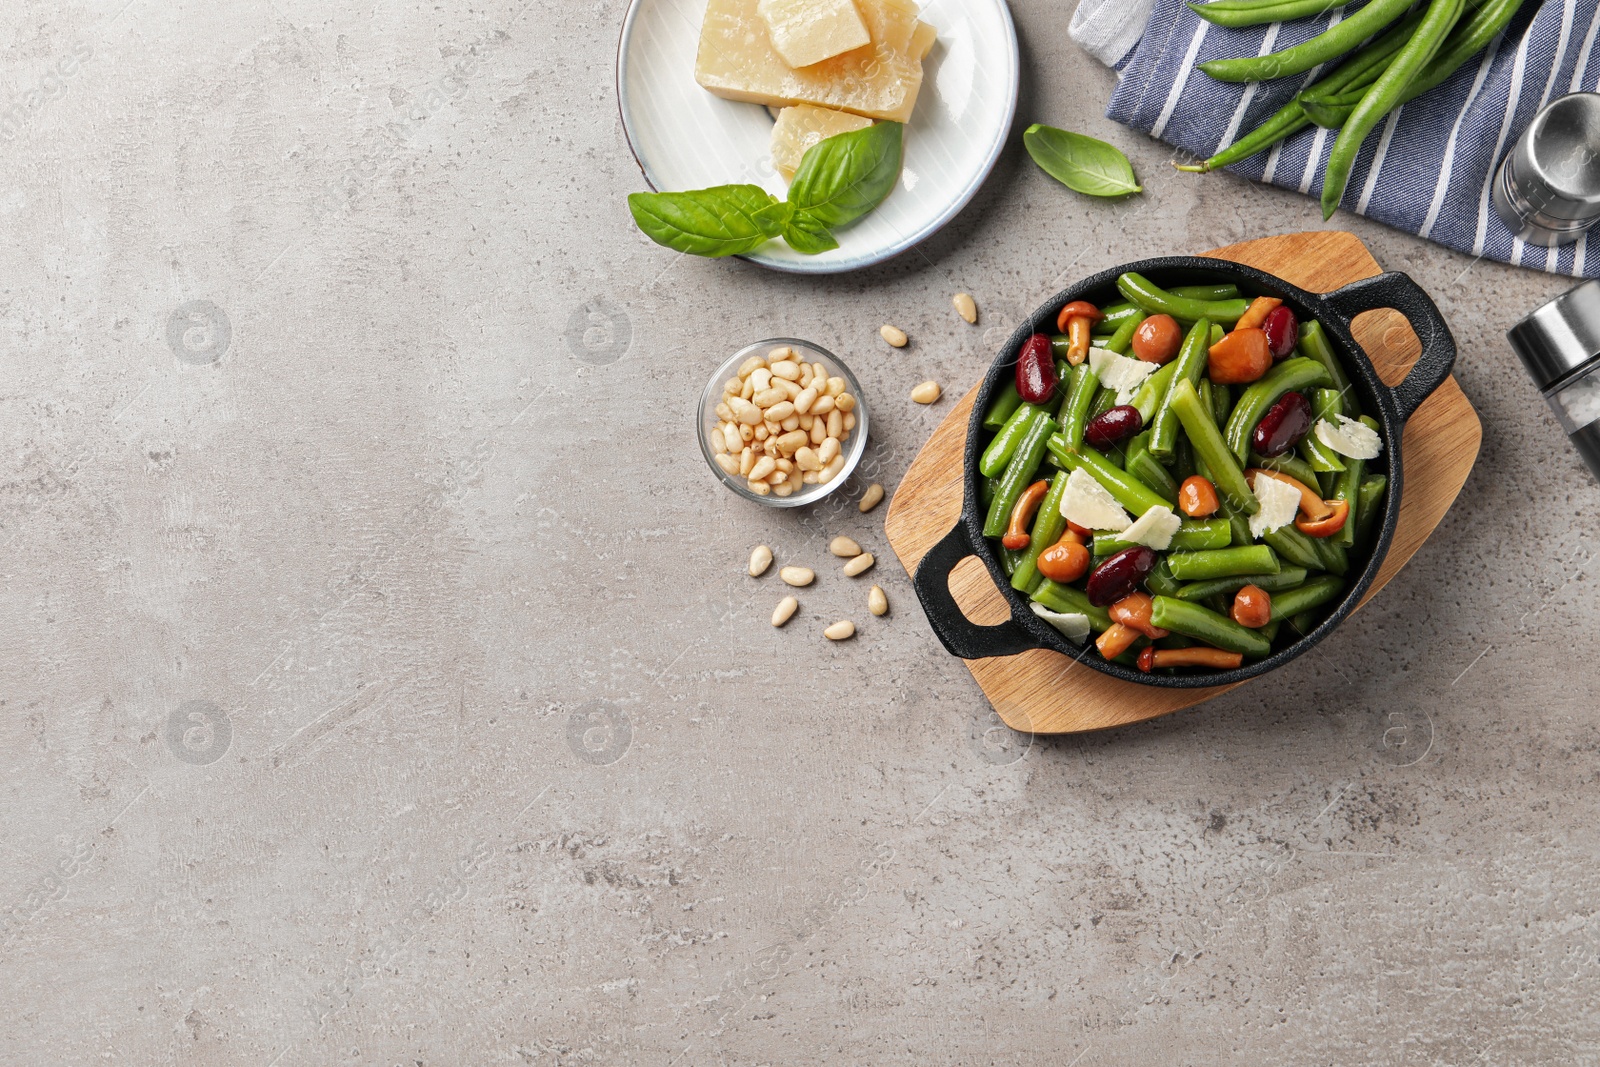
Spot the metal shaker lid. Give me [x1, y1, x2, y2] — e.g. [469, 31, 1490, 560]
[1508, 279, 1600, 391]
[1507, 93, 1600, 224]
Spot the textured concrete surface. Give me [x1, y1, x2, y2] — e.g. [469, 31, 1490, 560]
[3, 1, 1598, 1064]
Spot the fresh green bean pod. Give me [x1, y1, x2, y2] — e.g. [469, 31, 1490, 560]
[982, 382, 1023, 431]
[1300, 387, 1349, 473]
[1263, 525, 1325, 572]
[1166, 545, 1280, 581]
[1212, 382, 1233, 428]
[1169, 378, 1258, 514]
[1288, 608, 1323, 635]
[981, 475, 998, 510]
[1097, 302, 1142, 333]
[1296, 321, 1355, 409]
[1150, 597, 1273, 658]
[1268, 576, 1346, 622]
[1251, 451, 1322, 489]
[1170, 283, 1242, 301]
[1146, 559, 1183, 598]
[1094, 520, 1232, 557]
[1102, 314, 1143, 355]
[1315, 539, 1350, 576]
[1125, 432, 1179, 504]
[1189, 0, 1347, 30]
[1329, 415, 1380, 549]
[1033, 580, 1113, 633]
[1011, 471, 1072, 593]
[1045, 437, 1172, 517]
[1174, 435, 1197, 484]
[1199, 0, 1419, 84]
[1089, 386, 1118, 421]
[1176, 567, 1310, 602]
[1223, 357, 1334, 463]
[1260, 618, 1283, 644]
[984, 411, 1054, 537]
[980, 402, 1044, 477]
[1354, 474, 1388, 550]
[1001, 548, 1020, 576]
[1059, 363, 1101, 450]
[1129, 359, 1184, 425]
[1149, 318, 1213, 460]
[1117, 272, 1248, 325]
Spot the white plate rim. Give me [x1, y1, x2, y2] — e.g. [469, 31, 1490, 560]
[614, 0, 1020, 275]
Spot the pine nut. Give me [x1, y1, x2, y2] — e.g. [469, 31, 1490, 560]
[809, 420, 827, 445]
[769, 346, 797, 361]
[880, 325, 908, 348]
[827, 376, 846, 396]
[749, 545, 774, 577]
[715, 402, 733, 422]
[748, 478, 772, 496]
[794, 386, 818, 414]
[781, 415, 800, 432]
[738, 355, 767, 377]
[779, 566, 814, 587]
[750, 368, 773, 392]
[770, 470, 788, 485]
[724, 378, 742, 396]
[778, 378, 801, 399]
[722, 424, 742, 453]
[869, 585, 889, 615]
[818, 436, 841, 465]
[843, 412, 856, 432]
[731, 397, 762, 425]
[715, 453, 740, 476]
[771, 360, 801, 381]
[953, 292, 978, 324]
[858, 483, 884, 512]
[750, 456, 777, 482]
[795, 447, 822, 472]
[835, 393, 856, 413]
[776, 429, 809, 455]
[802, 471, 820, 484]
[911, 381, 942, 404]
[754, 387, 787, 408]
[830, 536, 862, 558]
[818, 454, 845, 484]
[740, 424, 754, 443]
[825, 620, 856, 641]
[754, 423, 769, 441]
[827, 409, 843, 439]
[765, 401, 796, 422]
[739, 447, 755, 476]
[772, 481, 794, 497]
[843, 553, 875, 577]
[712, 428, 728, 454]
[798, 413, 815, 430]
[811, 394, 836, 415]
[772, 596, 798, 627]
[776, 458, 794, 473]
[799, 365, 813, 388]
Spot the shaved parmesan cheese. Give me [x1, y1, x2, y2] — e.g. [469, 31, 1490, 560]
[1031, 603, 1090, 643]
[1061, 467, 1131, 532]
[1089, 348, 1158, 405]
[1248, 473, 1302, 539]
[1314, 415, 1383, 461]
[1122, 505, 1183, 550]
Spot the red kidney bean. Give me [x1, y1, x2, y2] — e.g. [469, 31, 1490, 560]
[1015, 333, 1057, 405]
[1086, 546, 1157, 608]
[1251, 390, 1313, 457]
[1085, 405, 1143, 450]
[1263, 305, 1299, 361]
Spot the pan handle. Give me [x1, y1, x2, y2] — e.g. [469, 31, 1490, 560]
[912, 522, 1041, 660]
[1320, 272, 1457, 422]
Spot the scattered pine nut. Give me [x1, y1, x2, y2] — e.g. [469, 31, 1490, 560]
[880, 324, 909, 348]
[779, 566, 815, 587]
[843, 553, 875, 577]
[772, 596, 798, 627]
[858, 483, 885, 513]
[824, 620, 856, 641]
[953, 292, 978, 324]
[749, 545, 774, 577]
[830, 536, 862, 558]
[911, 381, 942, 405]
[868, 585, 889, 616]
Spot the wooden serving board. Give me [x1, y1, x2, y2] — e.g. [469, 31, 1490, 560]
[884, 231, 1481, 734]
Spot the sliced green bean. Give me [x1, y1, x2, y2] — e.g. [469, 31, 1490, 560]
[1288, 608, 1322, 636]
[1174, 435, 1196, 484]
[1300, 387, 1348, 473]
[1190, 0, 1347, 29]
[1130, 359, 1184, 425]
[1150, 317, 1213, 460]
[1354, 474, 1388, 550]
[1059, 363, 1100, 449]
[1103, 314, 1143, 355]
[1212, 382, 1233, 428]
[1268, 576, 1346, 622]
[1045, 436, 1171, 517]
[981, 475, 998, 510]
[1098, 302, 1142, 333]
[1263, 525, 1325, 572]
[1199, 0, 1418, 84]
[1296, 321, 1355, 409]
[1150, 597, 1273, 658]
[1094, 520, 1231, 557]
[1251, 451, 1322, 489]
[1146, 559, 1183, 598]
[1117, 272, 1247, 325]
[1176, 567, 1310, 602]
[1011, 470, 1072, 593]
[1315, 539, 1350, 577]
[982, 382, 1023, 431]
[1169, 378, 1258, 514]
[1223, 357, 1333, 463]
[984, 411, 1053, 537]
[980, 402, 1044, 477]
[1033, 580, 1113, 633]
[1261, 618, 1283, 644]
[1001, 548, 1020, 576]
[1166, 545, 1280, 581]
[1089, 385, 1118, 421]
[1330, 416, 1379, 549]
[1125, 432, 1179, 504]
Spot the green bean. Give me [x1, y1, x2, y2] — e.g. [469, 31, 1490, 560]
[1125, 432, 1179, 504]
[981, 475, 998, 510]
[1117, 272, 1248, 325]
[1220, 498, 1256, 547]
[1189, 0, 1347, 29]
[1223, 357, 1334, 463]
[1268, 576, 1346, 622]
[1150, 597, 1273, 658]
[1199, 0, 1418, 84]
[1288, 608, 1322, 636]
[1103, 314, 1143, 355]
[1329, 415, 1379, 549]
[1050, 337, 1076, 364]
[1176, 567, 1310, 602]
[1300, 387, 1348, 473]
[1059, 363, 1101, 450]
[1170, 283, 1242, 301]
[1146, 559, 1183, 598]
[1089, 386, 1118, 421]
[1315, 539, 1350, 576]
[1168, 378, 1258, 514]
[1322, 0, 1468, 218]
[985, 411, 1054, 537]
[1011, 470, 1072, 593]
[982, 382, 1023, 431]
[1098, 302, 1142, 332]
[1174, 102, 1311, 174]
[1296, 321, 1355, 409]
[1158, 633, 1196, 650]
[1251, 451, 1321, 489]
[1033, 580, 1113, 633]
[1045, 436, 1172, 517]
[1166, 545, 1280, 581]
[1354, 474, 1388, 550]
[1263, 525, 1325, 572]
[1130, 359, 1184, 425]
[1149, 318, 1213, 460]
[1174, 435, 1196, 484]
[1001, 548, 1020, 576]
[1261, 618, 1283, 644]
[980, 402, 1044, 477]
[1094, 520, 1232, 557]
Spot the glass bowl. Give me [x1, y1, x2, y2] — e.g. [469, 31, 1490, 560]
[697, 338, 870, 508]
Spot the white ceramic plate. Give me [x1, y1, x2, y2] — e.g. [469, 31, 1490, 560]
[616, 0, 1020, 274]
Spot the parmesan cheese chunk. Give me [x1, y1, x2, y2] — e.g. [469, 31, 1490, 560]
[1089, 347, 1158, 405]
[1030, 603, 1090, 643]
[1122, 505, 1183, 551]
[1248, 473, 1302, 539]
[1061, 467, 1131, 533]
[1314, 414, 1383, 461]
[911, 19, 937, 59]
[770, 105, 873, 180]
[757, 0, 871, 69]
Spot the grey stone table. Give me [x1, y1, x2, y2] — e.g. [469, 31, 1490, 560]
[2, 1, 1596, 1064]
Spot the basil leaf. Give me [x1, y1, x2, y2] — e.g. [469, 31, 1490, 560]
[627, 185, 784, 257]
[788, 121, 903, 230]
[1023, 124, 1143, 198]
[780, 209, 840, 255]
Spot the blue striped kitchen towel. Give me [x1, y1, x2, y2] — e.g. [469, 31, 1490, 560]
[1079, 0, 1600, 275]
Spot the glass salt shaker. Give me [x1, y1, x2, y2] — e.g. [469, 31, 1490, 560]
[1508, 280, 1600, 480]
[1492, 93, 1600, 247]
